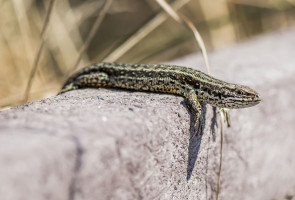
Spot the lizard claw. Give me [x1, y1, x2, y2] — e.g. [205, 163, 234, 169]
[191, 117, 204, 137]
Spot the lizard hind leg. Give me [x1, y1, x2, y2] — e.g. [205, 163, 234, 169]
[59, 72, 110, 94]
[185, 90, 203, 135]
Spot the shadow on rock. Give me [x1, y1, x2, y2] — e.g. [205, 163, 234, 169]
[185, 104, 206, 180]
[185, 104, 219, 180]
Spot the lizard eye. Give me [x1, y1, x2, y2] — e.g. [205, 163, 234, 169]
[237, 90, 243, 95]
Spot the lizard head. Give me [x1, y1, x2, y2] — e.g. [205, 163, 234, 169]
[220, 84, 261, 109]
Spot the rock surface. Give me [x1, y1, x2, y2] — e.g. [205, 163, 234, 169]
[1, 26, 295, 200]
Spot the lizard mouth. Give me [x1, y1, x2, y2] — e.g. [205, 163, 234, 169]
[222, 94, 261, 109]
[243, 94, 262, 108]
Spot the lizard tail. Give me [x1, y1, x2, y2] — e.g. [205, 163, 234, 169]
[58, 82, 78, 95]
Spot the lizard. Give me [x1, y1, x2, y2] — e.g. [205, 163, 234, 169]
[59, 62, 261, 132]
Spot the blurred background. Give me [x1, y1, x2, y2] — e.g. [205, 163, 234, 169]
[1, 0, 295, 109]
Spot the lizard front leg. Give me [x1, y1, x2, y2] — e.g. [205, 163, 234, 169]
[185, 90, 203, 135]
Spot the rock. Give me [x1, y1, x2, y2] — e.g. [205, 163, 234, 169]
[1, 26, 295, 200]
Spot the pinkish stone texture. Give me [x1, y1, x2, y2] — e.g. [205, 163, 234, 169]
[1, 27, 295, 200]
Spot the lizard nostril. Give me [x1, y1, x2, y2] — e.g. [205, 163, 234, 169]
[255, 94, 261, 101]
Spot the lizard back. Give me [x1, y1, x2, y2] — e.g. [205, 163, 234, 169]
[61, 62, 261, 109]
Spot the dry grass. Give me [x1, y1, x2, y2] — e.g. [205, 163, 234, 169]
[0, 0, 295, 109]
[156, 0, 211, 74]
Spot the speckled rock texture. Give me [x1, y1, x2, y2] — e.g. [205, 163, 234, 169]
[1, 26, 295, 200]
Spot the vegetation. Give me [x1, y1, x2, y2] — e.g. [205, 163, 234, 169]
[0, 0, 294, 108]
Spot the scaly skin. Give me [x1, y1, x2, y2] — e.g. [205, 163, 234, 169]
[60, 62, 261, 129]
